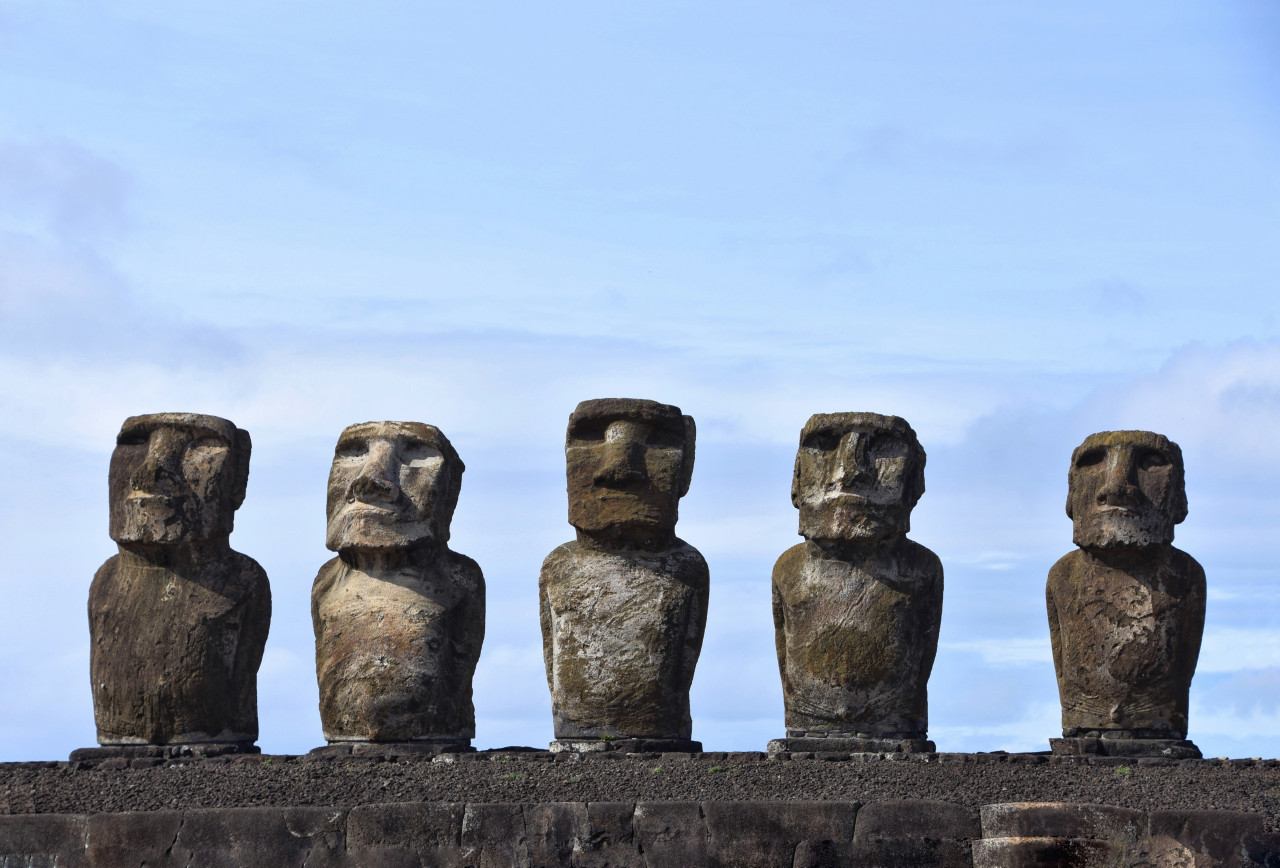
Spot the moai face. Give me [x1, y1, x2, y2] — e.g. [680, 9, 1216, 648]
[565, 398, 695, 541]
[325, 421, 463, 552]
[108, 413, 251, 545]
[792, 412, 925, 543]
[1067, 430, 1187, 549]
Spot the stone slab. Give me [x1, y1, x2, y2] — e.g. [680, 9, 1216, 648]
[768, 737, 935, 754]
[69, 743, 259, 763]
[550, 738, 702, 754]
[309, 741, 474, 758]
[1050, 736, 1202, 759]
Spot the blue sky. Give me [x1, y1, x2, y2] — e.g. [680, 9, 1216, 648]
[1, 1, 1279, 759]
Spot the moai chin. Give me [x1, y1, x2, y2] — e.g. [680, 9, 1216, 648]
[81, 413, 270, 760]
[1047, 430, 1205, 759]
[769, 412, 942, 755]
[539, 398, 709, 753]
[311, 421, 484, 755]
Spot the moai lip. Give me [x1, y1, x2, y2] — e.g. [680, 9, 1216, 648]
[770, 412, 942, 756]
[86, 413, 270, 755]
[1047, 430, 1204, 758]
[312, 422, 484, 748]
[540, 398, 708, 751]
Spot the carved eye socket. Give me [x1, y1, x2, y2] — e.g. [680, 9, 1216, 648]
[1075, 448, 1106, 469]
[1137, 449, 1170, 471]
[335, 439, 368, 460]
[399, 441, 443, 468]
[802, 430, 841, 451]
[187, 436, 227, 452]
[868, 435, 909, 460]
[569, 420, 608, 442]
[644, 425, 684, 449]
[116, 428, 150, 447]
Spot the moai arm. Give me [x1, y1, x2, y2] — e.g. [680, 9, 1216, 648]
[679, 551, 711, 696]
[230, 558, 271, 715]
[450, 554, 487, 677]
[538, 547, 565, 697]
[1045, 554, 1070, 685]
[1177, 552, 1207, 693]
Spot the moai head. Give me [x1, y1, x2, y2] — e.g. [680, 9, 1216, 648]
[108, 413, 252, 545]
[565, 398, 695, 544]
[326, 421, 463, 552]
[792, 412, 926, 543]
[1067, 430, 1187, 550]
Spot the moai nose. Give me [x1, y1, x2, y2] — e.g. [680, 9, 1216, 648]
[350, 441, 400, 504]
[129, 428, 185, 495]
[834, 432, 872, 489]
[1096, 447, 1142, 507]
[594, 421, 646, 486]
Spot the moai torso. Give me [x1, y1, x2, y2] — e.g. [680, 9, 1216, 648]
[1047, 547, 1204, 734]
[772, 413, 941, 737]
[312, 421, 484, 743]
[313, 552, 484, 740]
[773, 538, 941, 734]
[540, 541, 708, 739]
[89, 413, 270, 746]
[540, 398, 707, 741]
[1048, 430, 1204, 738]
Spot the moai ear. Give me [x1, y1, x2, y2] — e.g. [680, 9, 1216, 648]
[231, 428, 252, 511]
[791, 451, 804, 509]
[678, 415, 696, 497]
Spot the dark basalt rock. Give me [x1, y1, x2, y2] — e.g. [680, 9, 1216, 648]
[1047, 430, 1205, 757]
[540, 399, 708, 746]
[312, 422, 484, 746]
[86, 413, 269, 752]
[772, 413, 942, 750]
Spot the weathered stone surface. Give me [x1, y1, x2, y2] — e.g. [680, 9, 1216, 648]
[971, 836, 1123, 868]
[313, 422, 484, 744]
[0, 814, 86, 867]
[633, 801, 707, 867]
[346, 802, 465, 866]
[703, 801, 859, 868]
[540, 399, 708, 742]
[1149, 809, 1265, 868]
[772, 413, 942, 741]
[551, 738, 702, 754]
[851, 799, 978, 868]
[1047, 431, 1205, 750]
[88, 413, 270, 748]
[980, 802, 1145, 840]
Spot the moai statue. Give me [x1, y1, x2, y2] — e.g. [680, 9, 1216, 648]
[539, 398, 708, 752]
[1047, 431, 1204, 758]
[81, 413, 270, 760]
[769, 413, 941, 755]
[312, 422, 484, 755]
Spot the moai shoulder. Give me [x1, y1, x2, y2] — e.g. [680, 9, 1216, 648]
[311, 421, 485, 754]
[1046, 430, 1205, 759]
[539, 398, 708, 753]
[770, 412, 942, 755]
[84, 413, 270, 757]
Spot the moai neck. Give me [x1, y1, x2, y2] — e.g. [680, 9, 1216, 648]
[339, 542, 446, 575]
[575, 527, 677, 556]
[116, 537, 234, 574]
[805, 535, 904, 563]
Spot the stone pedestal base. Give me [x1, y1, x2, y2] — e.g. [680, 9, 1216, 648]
[767, 736, 935, 755]
[70, 743, 258, 763]
[1050, 736, 1202, 759]
[549, 738, 702, 754]
[309, 740, 474, 758]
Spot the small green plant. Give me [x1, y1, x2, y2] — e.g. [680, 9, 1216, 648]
[708, 765, 724, 773]
[261, 758, 272, 766]
[651, 766, 663, 773]
[568, 776, 581, 783]
[1114, 765, 1133, 776]
[502, 772, 527, 780]
[600, 734, 616, 742]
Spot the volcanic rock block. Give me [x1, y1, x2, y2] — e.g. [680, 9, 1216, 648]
[87, 413, 270, 751]
[1047, 430, 1204, 758]
[540, 399, 708, 752]
[770, 413, 942, 755]
[312, 422, 484, 747]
